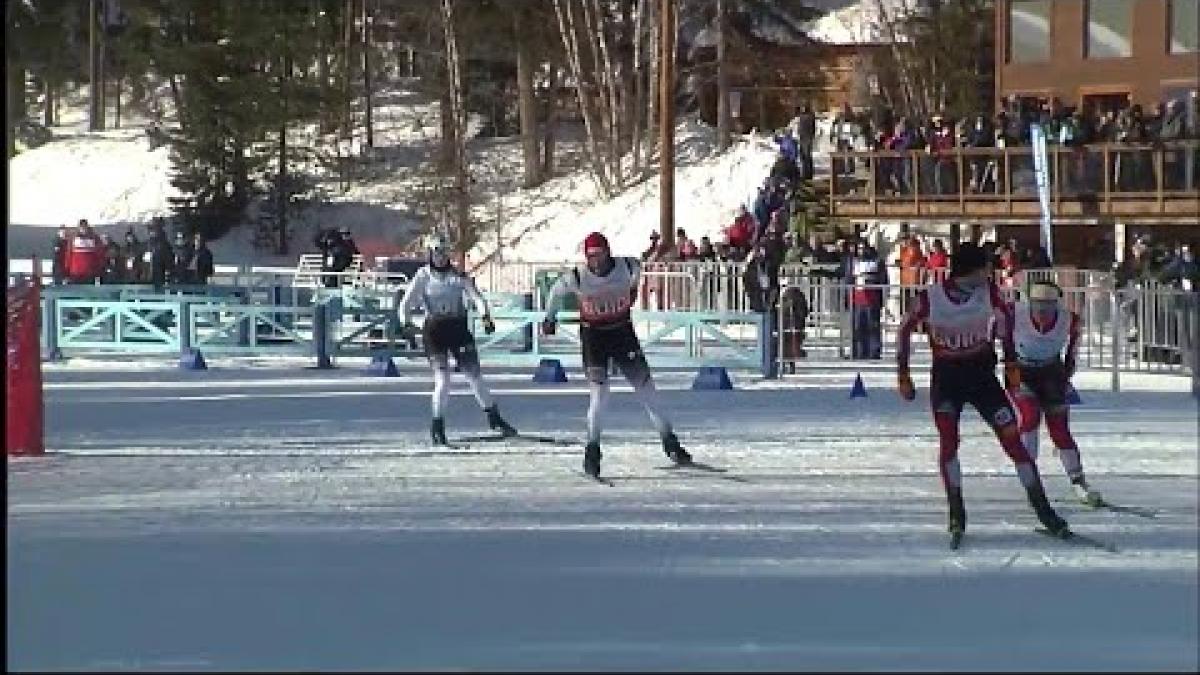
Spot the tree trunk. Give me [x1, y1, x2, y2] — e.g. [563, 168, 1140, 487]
[515, 12, 542, 188]
[344, 0, 355, 144]
[88, 0, 103, 131]
[168, 74, 185, 133]
[644, 0, 658, 165]
[42, 79, 53, 127]
[7, 63, 25, 156]
[278, 51, 292, 255]
[543, 66, 557, 177]
[630, 0, 646, 175]
[362, 0, 373, 149]
[716, 0, 730, 150]
[553, 0, 614, 196]
[441, 0, 471, 254]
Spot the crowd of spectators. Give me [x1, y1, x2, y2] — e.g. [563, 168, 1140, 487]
[50, 217, 214, 288]
[827, 93, 1199, 196]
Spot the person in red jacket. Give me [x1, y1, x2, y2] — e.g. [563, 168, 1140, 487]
[66, 219, 105, 284]
[926, 238, 950, 283]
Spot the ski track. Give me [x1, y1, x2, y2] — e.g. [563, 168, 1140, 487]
[7, 362, 1199, 671]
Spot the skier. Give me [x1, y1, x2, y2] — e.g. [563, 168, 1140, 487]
[397, 233, 518, 445]
[540, 232, 693, 479]
[1008, 281, 1102, 505]
[895, 242, 1069, 544]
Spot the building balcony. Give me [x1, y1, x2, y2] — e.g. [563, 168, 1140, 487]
[826, 141, 1200, 224]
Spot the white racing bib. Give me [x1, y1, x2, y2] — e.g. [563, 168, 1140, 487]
[1013, 302, 1070, 365]
[926, 282, 995, 356]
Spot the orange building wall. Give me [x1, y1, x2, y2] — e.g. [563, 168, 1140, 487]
[995, 0, 1198, 108]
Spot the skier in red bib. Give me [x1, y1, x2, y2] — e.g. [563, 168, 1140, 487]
[541, 232, 693, 479]
[1008, 281, 1101, 505]
[895, 243, 1069, 543]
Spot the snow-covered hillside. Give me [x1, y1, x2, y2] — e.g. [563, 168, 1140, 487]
[7, 80, 786, 269]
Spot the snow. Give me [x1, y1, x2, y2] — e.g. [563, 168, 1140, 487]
[8, 357, 1199, 670]
[7, 80, 789, 272]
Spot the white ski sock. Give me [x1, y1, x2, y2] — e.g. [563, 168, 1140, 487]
[464, 370, 495, 410]
[629, 379, 671, 437]
[587, 382, 610, 444]
[431, 368, 451, 419]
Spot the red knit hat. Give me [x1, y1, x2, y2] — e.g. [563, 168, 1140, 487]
[583, 232, 609, 255]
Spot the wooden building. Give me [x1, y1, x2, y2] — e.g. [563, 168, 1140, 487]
[996, 0, 1198, 111]
[690, 24, 888, 131]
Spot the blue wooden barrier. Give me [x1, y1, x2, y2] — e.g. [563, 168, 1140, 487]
[35, 289, 768, 373]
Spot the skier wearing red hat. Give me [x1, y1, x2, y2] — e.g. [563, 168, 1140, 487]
[541, 231, 694, 479]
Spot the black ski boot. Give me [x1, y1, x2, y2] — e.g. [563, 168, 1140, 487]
[485, 405, 517, 437]
[431, 418, 448, 446]
[1027, 484, 1070, 536]
[662, 432, 692, 466]
[947, 487, 967, 535]
[583, 442, 602, 478]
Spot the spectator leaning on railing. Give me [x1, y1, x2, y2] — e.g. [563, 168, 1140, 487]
[66, 219, 104, 284]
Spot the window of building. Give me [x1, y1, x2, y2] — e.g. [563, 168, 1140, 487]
[1009, 0, 1052, 63]
[1169, 0, 1198, 53]
[1086, 0, 1133, 58]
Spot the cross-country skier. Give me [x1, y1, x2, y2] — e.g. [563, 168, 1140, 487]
[895, 242, 1069, 543]
[1007, 280, 1102, 505]
[540, 232, 693, 478]
[397, 233, 517, 445]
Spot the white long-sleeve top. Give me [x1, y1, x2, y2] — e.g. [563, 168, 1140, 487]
[397, 265, 490, 325]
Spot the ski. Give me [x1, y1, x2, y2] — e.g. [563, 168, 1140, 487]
[656, 462, 750, 483]
[578, 472, 615, 487]
[454, 433, 575, 447]
[1055, 498, 1158, 519]
[657, 461, 728, 473]
[1034, 527, 1119, 553]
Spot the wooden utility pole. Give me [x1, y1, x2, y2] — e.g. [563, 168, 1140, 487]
[716, 0, 730, 150]
[658, 0, 675, 248]
[88, 0, 102, 131]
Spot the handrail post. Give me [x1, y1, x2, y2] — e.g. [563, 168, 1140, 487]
[1103, 144, 1111, 214]
[868, 151, 877, 215]
[1155, 146, 1164, 212]
[912, 151, 920, 212]
[42, 294, 62, 361]
[1004, 147, 1012, 214]
[313, 300, 334, 369]
[957, 148, 965, 214]
[178, 299, 192, 355]
[1111, 289, 1121, 392]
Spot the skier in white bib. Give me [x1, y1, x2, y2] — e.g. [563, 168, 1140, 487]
[1008, 281, 1101, 505]
[398, 233, 518, 445]
[541, 232, 693, 479]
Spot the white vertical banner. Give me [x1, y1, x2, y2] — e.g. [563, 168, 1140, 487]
[1030, 123, 1054, 265]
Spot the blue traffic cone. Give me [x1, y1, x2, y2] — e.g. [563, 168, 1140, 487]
[179, 349, 208, 371]
[849, 372, 868, 398]
[533, 358, 568, 383]
[691, 366, 734, 390]
[366, 354, 399, 376]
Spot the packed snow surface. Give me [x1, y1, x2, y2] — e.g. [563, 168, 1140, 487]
[8, 357, 1198, 671]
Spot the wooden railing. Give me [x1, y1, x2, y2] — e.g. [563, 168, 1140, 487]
[827, 140, 1200, 222]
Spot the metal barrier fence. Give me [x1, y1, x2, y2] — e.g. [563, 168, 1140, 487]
[773, 279, 1197, 387]
[21, 260, 1194, 385]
